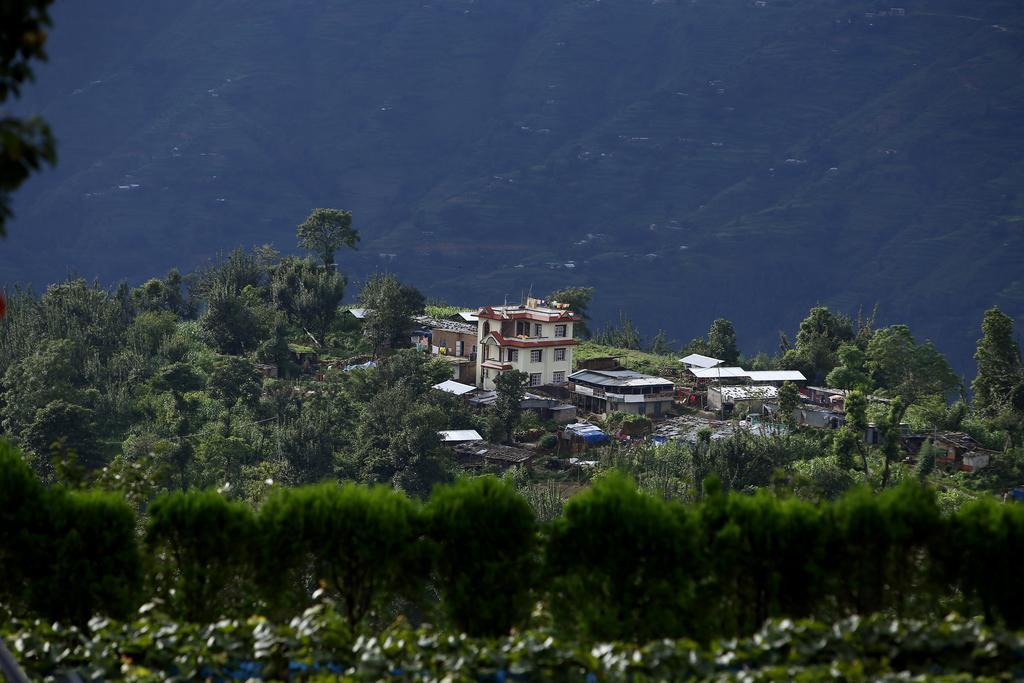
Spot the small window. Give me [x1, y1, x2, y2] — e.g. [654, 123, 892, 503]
[530, 373, 542, 386]
[553, 371, 566, 383]
[530, 349, 543, 363]
[508, 348, 519, 362]
[555, 324, 567, 338]
[534, 323, 543, 336]
[555, 348, 566, 362]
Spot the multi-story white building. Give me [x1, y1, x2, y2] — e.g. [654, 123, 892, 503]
[475, 298, 578, 390]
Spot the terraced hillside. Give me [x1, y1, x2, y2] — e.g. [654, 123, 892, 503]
[5, 0, 1024, 371]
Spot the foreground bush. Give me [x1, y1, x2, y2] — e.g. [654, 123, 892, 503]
[546, 472, 702, 641]
[4, 607, 1022, 682]
[426, 475, 537, 636]
[259, 482, 423, 626]
[147, 489, 258, 621]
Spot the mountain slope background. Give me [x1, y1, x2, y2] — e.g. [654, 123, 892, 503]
[5, 0, 1024, 373]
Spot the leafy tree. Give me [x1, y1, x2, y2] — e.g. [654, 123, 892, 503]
[23, 400, 102, 472]
[0, 0, 56, 235]
[132, 269, 191, 317]
[916, 440, 937, 482]
[972, 307, 1022, 417]
[878, 397, 908, 489]
[826, 343, 870, 391]
[707, 318, 739, 364]
[345, 385, 449, 496]
[865, 325, 958, 403]
[777, 381, 800, 430]
[783, 306, 854, 383]
[207, 356, 261, 410]
[297, 208, 359, 270]
[594, 311, 642, 349]
[0, 440, 49, 613]
[146, 489, 259, 621]
[494, 370, 528, 444]
[359, 273, 422, 356]
[648, 329, 674, 355]
[259, 483, 424, 626]
[427, 476, 537, 636]
[201, 283, 269, 355]
[0, 338, 82, 438]
[548, 286, 594, 338]
[270, 256, 346, 343]
[126, 310, 178, 358]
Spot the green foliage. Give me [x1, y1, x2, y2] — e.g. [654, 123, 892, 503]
[972, 306, 1023, 418]
[593, 311, 643, 350]
[427, 476, 537, 636]
[783, 307, 855, 384]
[706, 318, 739, 364]
[825, 343, 870, 391]
[0, 0, 56, 234]
[494, 369, 528, 444]
[39, 488, 143, 625]
[146, 489, 259, 622]
[358, 273, 423, 356]
[23, 399, 101, 472]
[777, 381, 800, 430]
[207, 355, 261, 409]
[866, 325, 959, 402]
[270, 256, 346, 342]
[259, 482, 423, 626]
[546, 472, 701, 642]
[296, 208, 359, 269]
[0, 440, 49, 613]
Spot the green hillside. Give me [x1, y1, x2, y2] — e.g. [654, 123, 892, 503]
[5, 0, 1024, 371]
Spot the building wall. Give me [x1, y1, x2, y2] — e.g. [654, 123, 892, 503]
[475, 315, 575, 390]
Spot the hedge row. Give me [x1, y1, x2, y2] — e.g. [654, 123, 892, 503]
[4, 440, 1024, 640]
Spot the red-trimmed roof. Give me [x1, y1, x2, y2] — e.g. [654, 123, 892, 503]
[484, 332, 577, 349]
[476, 305, 581, 323]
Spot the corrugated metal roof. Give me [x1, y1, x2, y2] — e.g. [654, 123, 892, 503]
[745, 370, 807, 382]
[679, 353, 723, 368]
[713, 385, 779, 400]
[690, 366, 749, 379]
[432, 380, 478, 396]
[569, 369, 673, 387]
[439, 429, 484, 442]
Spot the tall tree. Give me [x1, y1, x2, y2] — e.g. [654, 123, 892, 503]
[783, 306, 854, 383]
[972, 307, 1022, 417]
[548, 286, 594, 338]
[706, 318, 739, 364]
[1, 0, 56, 236]
[777, 380, 800, 431]
[494, 370, 529, 445]
[826, 343, 871, 391]
[359, 274, 422, 357]
[865, 325, 958, 403]
[270, 256, 346, 343]
[297, 208, 359, 270]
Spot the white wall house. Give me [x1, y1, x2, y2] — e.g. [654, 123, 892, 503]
[475, 298, 578, 390]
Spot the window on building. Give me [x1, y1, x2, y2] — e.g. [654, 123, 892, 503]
[555, 324, 567, 338]
[456, 340, 464, 356]
[483, 368, 489, 379]
[553, 371, 566, 383]
[530, 373, 542, 386]
[530, 349, 543, 363]
[508, 348, 519, 362]
[533, 323, 542, 337]
[554, 347, 566, 362]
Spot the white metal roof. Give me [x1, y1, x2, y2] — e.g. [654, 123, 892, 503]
[432, 380, 478, 396]
[438, 429, 484, 442]
[745, 370, 807, 382]
[679, 353, 723, 368]
[689, 366, 749, 379]
[347, 307, 369, 319]
[569, 369, 673, 387]
[456, 311, 479, 322]
[713, 385, 779, 400]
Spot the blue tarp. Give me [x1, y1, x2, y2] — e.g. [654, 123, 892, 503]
[565, 423, 610, 444]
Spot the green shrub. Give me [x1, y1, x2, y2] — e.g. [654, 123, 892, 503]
[945, 497, 1024, 628]
[0, 440, 49, 613]
[426, 476, 537, 636]
[700, 484, 826, 636]
[539, 433, 558, 450]
[146, 489, 258, 621]
[545, 472, 702, 641]
[824, 482, 941, 619]
[258, 482, 424, 626]
[40, 488, 142, 625]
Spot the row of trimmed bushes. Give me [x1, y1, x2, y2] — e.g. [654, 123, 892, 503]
[3, 440, 1024, 640]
